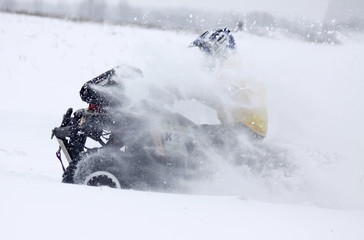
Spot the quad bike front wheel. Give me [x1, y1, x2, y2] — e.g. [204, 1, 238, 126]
[72, 149, 135, 189]
[83, 171, 121, 189]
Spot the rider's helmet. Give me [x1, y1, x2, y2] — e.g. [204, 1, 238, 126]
[190, 28, 236, 57]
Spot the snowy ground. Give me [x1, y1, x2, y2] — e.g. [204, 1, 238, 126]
[0, 12, 364, 239]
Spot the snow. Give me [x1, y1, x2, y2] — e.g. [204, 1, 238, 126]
[2, 178, 363, 240]
[1, 12, 364, 239]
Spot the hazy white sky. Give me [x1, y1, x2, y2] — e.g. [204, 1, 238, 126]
[31, 0, 364, 21]
[127, 0, 330, 20]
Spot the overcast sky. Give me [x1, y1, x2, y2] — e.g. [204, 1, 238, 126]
[26, 0, 364, 21]
[127, 0, 330, 20]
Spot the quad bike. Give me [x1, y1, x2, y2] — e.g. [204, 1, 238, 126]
[51, 66, 289, 191]
[51, 101, 246, 191]
[51, 100, 292, 191]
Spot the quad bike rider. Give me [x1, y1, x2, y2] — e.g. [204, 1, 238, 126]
[189, 28, 268, 138]
[51, 28, 268, 190]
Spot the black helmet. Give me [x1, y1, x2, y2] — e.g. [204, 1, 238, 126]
[190, 28, 236, 57]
